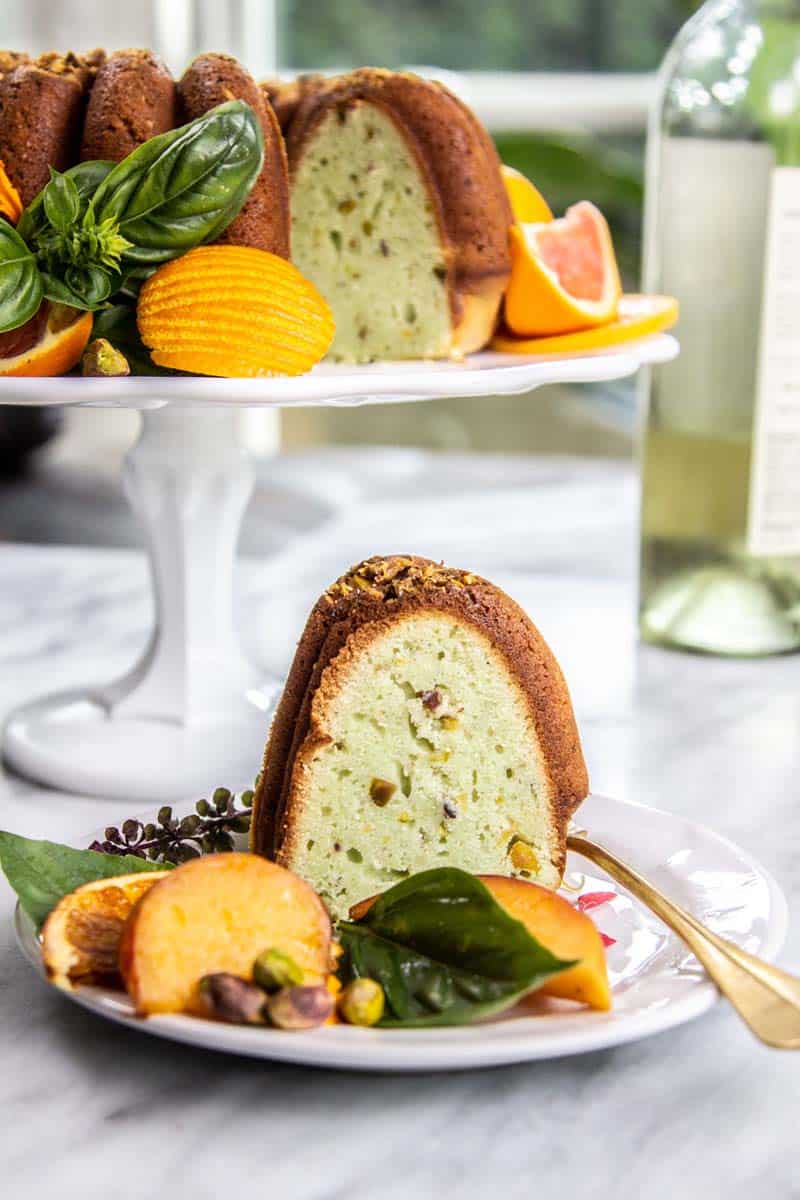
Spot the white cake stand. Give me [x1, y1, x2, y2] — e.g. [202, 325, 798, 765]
[0, 337, 677, 803]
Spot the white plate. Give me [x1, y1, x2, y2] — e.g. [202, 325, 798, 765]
[15, 793, 787, 1072]
[0, 337, 678, 409]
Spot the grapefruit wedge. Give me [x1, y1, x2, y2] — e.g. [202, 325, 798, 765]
[501, 164, 553, 224]
[0, 305, 93, 377]
[504, 201, 622, 338]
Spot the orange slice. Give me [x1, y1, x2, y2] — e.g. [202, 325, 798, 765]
[504, 201, 622, 338]
[491, 293, 679, 356]
[41, 871, 169, 989]
[501, 164, 553, 224]
[0, 307, 93, 377]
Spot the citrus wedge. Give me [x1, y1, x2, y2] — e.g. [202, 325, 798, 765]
[501, 164, 553, 224]
[504, 201, 622, 338]
[41, 871, 169, 989]
[0, 306, 93, 377]
[492, 293, 679, 356]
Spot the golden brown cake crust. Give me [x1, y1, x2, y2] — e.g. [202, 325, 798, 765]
[286, 69, 513, 351]
[251, 556, 589, 876]
[0, 60, 93, 205]
[259, 74, 326, 135]
[178, 53, 290, 258]
[80, 49, 176, 162]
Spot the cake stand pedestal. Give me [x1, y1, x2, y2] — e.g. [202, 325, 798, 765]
[0, 338, 677, 803]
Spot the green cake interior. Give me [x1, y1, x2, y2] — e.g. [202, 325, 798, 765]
[284, 613, 560, 918]
[291, 103, 453, 362]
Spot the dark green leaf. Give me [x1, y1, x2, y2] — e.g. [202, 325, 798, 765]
[0, 221, 43, 333]
[18, 160, 114, 243]
[338, 868, 575, 1027]
[0, 829, 170, 930]
[91, 304, 177, 376]
[43, 169, 80, 233]
[41, 266, 117, 312]
[89, 100, 264, 265]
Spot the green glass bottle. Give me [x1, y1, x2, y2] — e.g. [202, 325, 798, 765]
[640, 0, 800, 654]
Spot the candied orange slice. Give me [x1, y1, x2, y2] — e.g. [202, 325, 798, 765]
[501, 165, 553, 224]
[0, 308, 93, 377]
[41, 872, 168, 989]
[137, 245, 335, 378]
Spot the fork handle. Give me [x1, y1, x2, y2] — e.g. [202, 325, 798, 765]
[567, 835, 800, 1049]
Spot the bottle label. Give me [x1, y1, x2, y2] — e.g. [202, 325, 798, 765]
[747, 167, 800, 556]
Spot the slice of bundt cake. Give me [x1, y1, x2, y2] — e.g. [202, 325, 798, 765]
[286, 69, 513, 362]
[252, 556, 588, 918]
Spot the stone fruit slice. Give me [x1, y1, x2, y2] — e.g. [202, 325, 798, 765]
[504, 201, 622, 338]
[476, 875, 612, 1012]
[350, 873, 611, 1012]
[42, 871, 169, 988]
[118, 853, 332, 1016]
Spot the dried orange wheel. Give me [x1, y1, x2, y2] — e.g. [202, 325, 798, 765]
[137, 245, 335, 378]
[41, 872, 168, 989]
[0, 307, 93, 377]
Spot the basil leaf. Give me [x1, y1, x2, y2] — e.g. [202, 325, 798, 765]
[0, 221, 43, 333]
[338, 868, 575, 1027]
[43, 168, 80, 233]
[91, 304, 178, 376]
[90, 100, 264, 265]
[41, 266, 118, 312]
[19, 160, 114, 243]
[0, 830, 170, 930]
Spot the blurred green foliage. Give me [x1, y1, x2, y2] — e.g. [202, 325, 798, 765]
[282, 0, 694, 72]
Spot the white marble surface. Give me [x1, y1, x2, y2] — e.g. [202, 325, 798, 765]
[0, 454, 797, 1199]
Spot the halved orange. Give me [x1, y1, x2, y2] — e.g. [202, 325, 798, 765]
[501, 164, 553, 224]
[0, 306, 93, 377]
[504, 201, 622, 338]
[41, 871, 168, 989]
[492, 293, 679, 356]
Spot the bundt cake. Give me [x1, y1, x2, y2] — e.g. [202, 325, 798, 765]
[80, 49, 176, 162]
[0, 50, 104, 205]
[0, 47, 289, 258]
[178, 53, 290, 258]
[251, 556, 588, 918]
[285, 69, 513, 362]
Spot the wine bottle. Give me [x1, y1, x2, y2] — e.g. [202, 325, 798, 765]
[640, 0, 800, 655]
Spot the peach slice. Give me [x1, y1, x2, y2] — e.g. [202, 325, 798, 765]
[477, 876, 611, 1012]
[349, 874, 612, 1013]
[119, 853, 332, 1016]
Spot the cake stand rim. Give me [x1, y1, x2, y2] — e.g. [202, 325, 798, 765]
[0, 334, 678, 409]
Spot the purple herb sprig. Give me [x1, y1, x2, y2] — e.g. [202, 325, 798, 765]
[88, 787, 255, 865]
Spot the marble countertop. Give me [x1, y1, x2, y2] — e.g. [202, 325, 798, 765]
[0, 453, 797, 1199]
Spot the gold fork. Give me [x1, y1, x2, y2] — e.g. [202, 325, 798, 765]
[567, 834, 800, 1049]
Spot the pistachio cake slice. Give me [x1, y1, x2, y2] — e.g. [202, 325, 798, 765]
[286, 69, 513, 362]
[252, 557, 588, 918]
